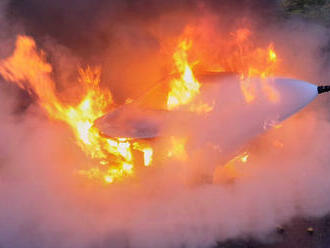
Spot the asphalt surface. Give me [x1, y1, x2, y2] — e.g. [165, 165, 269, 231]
[215, 215, 330, 248]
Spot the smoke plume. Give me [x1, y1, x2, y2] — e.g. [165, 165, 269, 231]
[0, 0, 330, 248]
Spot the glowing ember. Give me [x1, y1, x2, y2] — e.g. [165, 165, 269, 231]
[240, 153, 249, 163]
[213, 152, 249, 184]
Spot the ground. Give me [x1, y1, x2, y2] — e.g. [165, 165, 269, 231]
[214, 1, 330, 247]
[216, 215, 330, 247]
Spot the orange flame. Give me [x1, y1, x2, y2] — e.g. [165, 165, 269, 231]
[167, 40, 200, 110]
[239, 43, 279, 103]
[0, 35, 153, 184]
[167, 137, 187, 161]
[213, 152, 249, 184]
[240, 152, 249, 163]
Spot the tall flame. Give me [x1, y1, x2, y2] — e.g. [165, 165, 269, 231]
[167, 40, 200, 110]
[0, 35, 153, 184]
[233, 32, 280, 103]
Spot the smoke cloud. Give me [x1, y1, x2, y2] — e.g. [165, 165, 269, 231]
[0, 0, 330, 248]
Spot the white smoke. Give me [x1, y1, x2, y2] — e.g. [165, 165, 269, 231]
[0, 1, 330, 248]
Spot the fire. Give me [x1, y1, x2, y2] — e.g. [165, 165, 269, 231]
[238, 42, 280, 103]
[167, 137, 187, 160]
[213, 152, 249, 184]
[165, 26, 280, 108]
[133, 142, 154, 167]
[0, 35, 153, 184]
[0, 24, 282, 185]
[269, 46, 277, 62]
[240, 153, 249, 163]
[229, 152, 249, 165]
[167, 40, 200, 110]
[143, 148, 153, 166]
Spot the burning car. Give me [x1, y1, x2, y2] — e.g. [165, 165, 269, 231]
[0, 32, 329, 185]
[95, 72, 330, 183]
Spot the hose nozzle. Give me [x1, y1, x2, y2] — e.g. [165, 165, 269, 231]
[317, 85, 330, 94]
